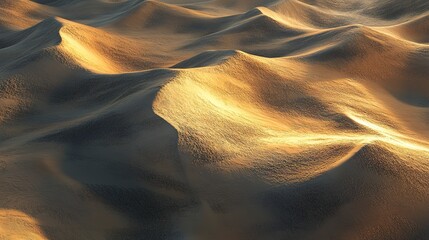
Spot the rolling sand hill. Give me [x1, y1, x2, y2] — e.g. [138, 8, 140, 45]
[1, 0, 429, 239]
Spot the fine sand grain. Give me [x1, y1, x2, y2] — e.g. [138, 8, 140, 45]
[1, 0, 429, 239]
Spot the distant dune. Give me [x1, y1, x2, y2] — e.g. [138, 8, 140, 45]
[1, 0, 429, 239]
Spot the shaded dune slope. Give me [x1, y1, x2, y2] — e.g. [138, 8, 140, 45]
[109, 0, 220, 32]
[1, 0, 429, 239]
[382, 13, 429, 43]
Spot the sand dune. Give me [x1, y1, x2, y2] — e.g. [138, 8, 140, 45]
[382, 13, 429, 43]
[182, 12, 306, 51]
[0, 0, 51, 29]
[270, 0, 353, 28]
[110, 0, 216, 30]
[1, 0, 429, 239]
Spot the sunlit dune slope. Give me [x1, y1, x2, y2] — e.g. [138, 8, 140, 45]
[1, 0, 429, 239]
[0, 0, 51, 29]
[0, 17, 177, 80]
[0, 209, 47, 240]
[155, 51, 429, 180]
[155, 49, 429, 239]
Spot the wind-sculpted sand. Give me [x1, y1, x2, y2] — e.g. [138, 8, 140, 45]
[1, 0, 429, 239]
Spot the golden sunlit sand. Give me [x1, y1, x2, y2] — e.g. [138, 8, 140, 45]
[1, 0, 429, 239]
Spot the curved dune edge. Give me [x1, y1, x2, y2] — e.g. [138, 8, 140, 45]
[1, 0, 429, 239]
[153, 51, 429, 182]
[0, 209, 47, 240]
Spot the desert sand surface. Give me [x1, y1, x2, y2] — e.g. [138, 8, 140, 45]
[1, 0, 429, 239]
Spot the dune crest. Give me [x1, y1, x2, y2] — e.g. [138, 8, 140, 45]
[1, 0, 429, 239]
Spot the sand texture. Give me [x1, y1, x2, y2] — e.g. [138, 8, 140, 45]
[1, 0, 429, 239]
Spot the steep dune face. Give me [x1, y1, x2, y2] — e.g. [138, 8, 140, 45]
[1, 17, 172, 75]
[56, 18, 162, 73]
[1, 0, 429, 239]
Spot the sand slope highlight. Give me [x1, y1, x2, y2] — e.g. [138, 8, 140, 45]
[1, 0, 429, 239]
